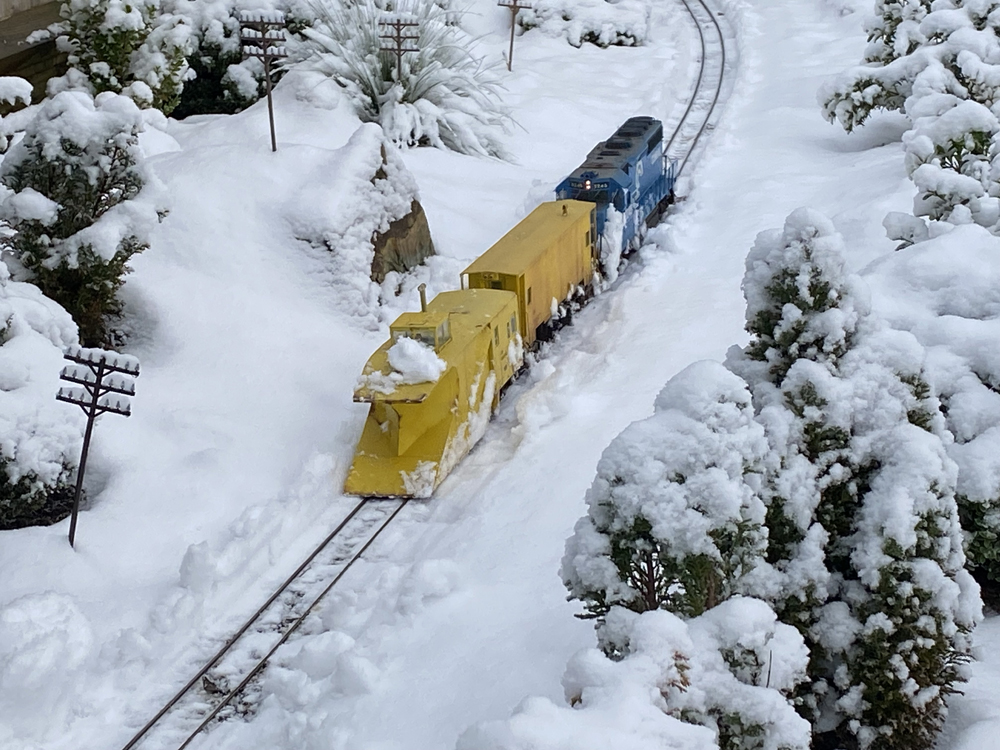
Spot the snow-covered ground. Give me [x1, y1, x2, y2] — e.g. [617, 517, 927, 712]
[4, 0, 1000, 748]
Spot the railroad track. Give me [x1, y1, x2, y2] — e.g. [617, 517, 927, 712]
[114, 6, 730, 748]
[117, 497, 409, 750]
[667, 0, 729, 183]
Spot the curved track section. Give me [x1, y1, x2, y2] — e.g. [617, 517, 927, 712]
[665, 0, 728, 186]
[118, 498, 409, 750]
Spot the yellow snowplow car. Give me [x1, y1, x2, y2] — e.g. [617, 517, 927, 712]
[345, 289, 523, 498]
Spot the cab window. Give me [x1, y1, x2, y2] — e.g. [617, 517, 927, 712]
[436, 320, 451, 346]
[391, 328, 436, 347]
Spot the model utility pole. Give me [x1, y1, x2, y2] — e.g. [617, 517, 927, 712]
[240, 10, 288, 152]
[378, 13, 420, 82]
[56, 346, 140, 548]
[498, 0, 531, 71]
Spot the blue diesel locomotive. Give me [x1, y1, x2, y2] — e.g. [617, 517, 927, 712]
[555, 116, 677, 269]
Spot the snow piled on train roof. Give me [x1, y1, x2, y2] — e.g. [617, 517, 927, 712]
[360, 336, 447, 393]
[387, 337, 447, 383]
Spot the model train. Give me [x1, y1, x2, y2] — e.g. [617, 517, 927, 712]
[344, 116, 678, 498]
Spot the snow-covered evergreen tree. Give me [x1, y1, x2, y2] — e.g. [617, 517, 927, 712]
[53, 0, 194, 114]
[0, 90, 161, 346]
[820, 1, 1000, 132]
[728, 208, 979, 750]
[562, 360, 770, 627]
[822, 1, 1000, 230]
[302, 0, 511, 157]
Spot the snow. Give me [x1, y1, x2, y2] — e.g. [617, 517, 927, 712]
[2, 0, 1000, 749]
[387, 336, 447, 384]
[0, 264, 83, 489]
[0, 77, 32, 107]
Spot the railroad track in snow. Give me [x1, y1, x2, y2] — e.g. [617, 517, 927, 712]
[114, 6, 729, 749]
[667, 0, 728, 185]
[117, 498, 409, 750]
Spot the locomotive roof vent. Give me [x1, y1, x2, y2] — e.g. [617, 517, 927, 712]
[605, 139, 631, 149]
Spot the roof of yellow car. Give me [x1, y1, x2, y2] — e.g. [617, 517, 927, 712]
[463, 200, 593, 277]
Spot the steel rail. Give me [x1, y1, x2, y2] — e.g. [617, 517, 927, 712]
[663, 0, 707, 156]
[675, 0, 726, 178]
[663, 0, 727, 180]
[117, 496, 380, 750]
[175, 497, 410, 750]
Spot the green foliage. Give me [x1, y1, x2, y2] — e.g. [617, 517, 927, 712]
[958, 494, 1000, 581]
[822, 75, 909, 133]
[715, 712, 768, 750]
[0, 457, 76, 530]
[0, 98, 147, 346]
[900, 373, 934, 430]
[746, 263, 849, 383]
[602, 512, 760, 619]
[171, 38, 261, 118]
[57, 0, 191, 114]
[848, 556, 970, 750]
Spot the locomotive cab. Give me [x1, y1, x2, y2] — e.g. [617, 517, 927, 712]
[555, 116, 677, 268]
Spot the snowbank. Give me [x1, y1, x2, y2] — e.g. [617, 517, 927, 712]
[281, 121, 426, 326]
[0, 593, 94, 740]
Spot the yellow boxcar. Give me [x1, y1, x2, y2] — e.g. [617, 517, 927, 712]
[345, 289, 523, 498]
[462, 200, 596, 348]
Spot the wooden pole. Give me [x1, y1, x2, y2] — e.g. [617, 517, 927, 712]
[264, 56, 276, 152]
[67, 358, 104, 548]
[508, 6, 516, 71]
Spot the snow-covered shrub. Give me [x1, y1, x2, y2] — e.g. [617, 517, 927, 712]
[459, 601, 810, 750]
[562, 361, 770, 626]
[302, 0, 510, 157]
[162, 0, 283, 118]
[727, 208, 979, 750]
[821, 0, 1000, 231]
[170, 36, 259, 117]
[863, 224, 1000, 589]
[0, 261, 83, 529]
[820, 1, 1000, 130]
[863, 0, 931, 66]
[51, 0, 194, 114]
[517, 0, 652, 48]
[0, 90, 160, 346]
